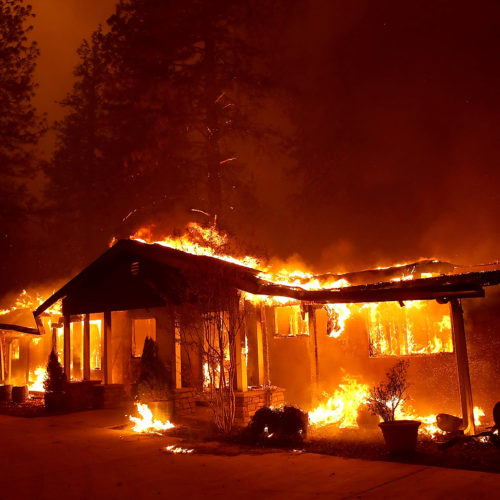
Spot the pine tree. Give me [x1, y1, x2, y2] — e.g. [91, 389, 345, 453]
[46, 0, 299, 266]
[43, 349, 66, 393]
[0, 0, 45, 289]
[104, 0, 292, 226]
[44, 28, 113, 263]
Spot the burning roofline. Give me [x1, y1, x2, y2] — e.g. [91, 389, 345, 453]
[31, 238, 500, 324]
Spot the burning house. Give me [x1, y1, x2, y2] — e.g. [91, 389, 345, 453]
[2, 226, 500, 433]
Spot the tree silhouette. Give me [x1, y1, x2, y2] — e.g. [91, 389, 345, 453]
[0, 0, 45, 290]
[45, 0, 299, 268]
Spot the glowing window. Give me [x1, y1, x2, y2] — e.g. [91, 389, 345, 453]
[274, 306, 309, 337]
[11, 339, 20, 360]
[132, 318, 156, 357]
[90, 320, 102, 370]
[363, 301, 453, 357]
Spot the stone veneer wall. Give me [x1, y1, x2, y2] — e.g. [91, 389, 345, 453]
[173, 388, 197, 416]
[234, 387, 286, 426]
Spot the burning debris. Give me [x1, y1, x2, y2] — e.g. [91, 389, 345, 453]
[129, 403, 175, 434]
[163, 445, 194, 454]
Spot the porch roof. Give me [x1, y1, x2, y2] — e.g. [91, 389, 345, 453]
[34, 239, 500, 319]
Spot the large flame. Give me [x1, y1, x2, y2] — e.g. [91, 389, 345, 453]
[0, 289, 61, 317]
[131, 223, 262, 269]
[309, 375, 485, 437]
[28, 366, 46, 392]
[129, 403, 175, 434]
[309, 376, 370, 428]
[128, 223, 455, 347]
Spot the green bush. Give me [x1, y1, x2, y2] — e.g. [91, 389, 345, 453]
[244, 406, 308, 446]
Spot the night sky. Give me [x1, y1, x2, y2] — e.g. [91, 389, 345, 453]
[16, 0, 500, 285]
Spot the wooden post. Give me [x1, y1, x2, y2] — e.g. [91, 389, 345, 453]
[103, 311, 112, 384]
[25, 338, 30, 385]
[449, 298, 475, 435]
[64, 315, 71, 379]
[83, 314, 90, 381]
[260, 306, 271, 387]
[6, 341, 12, 384]
[174, 321, 182, 389]
[51, 325, 57, 352]
[255, 319, 265, 386]
[308, 305, 319, 404]
[232, 296, 247, 392]
[0, 338, 4, 383]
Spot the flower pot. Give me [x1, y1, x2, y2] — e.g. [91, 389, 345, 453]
[12, 385, 28, 403]
[0, 384, 13, 402]
[379, 420, 421, 453]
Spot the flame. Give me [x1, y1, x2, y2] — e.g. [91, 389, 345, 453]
[309, 376, 370, 428]
[308, 375, 480, 438]
[129, 403, 175, 434]
[131, 222, 261, 269]
[130, 223, 354, 307]
[473, 406, 485, 427]
[128, 224, 457, 349]
[0, 289, 61, 317]
[164, 445, 194, 454]
[324, 304, 352, 338]
[28, 366, 46, 392]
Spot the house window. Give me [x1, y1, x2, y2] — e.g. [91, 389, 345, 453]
[363, 301, 453, 357]
[90, 320, 102, 370]
[11, 339, 20, 360]
[274, 305, 309, 337]
[132, 318, 156, 357]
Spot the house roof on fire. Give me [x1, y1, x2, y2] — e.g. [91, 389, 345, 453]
[32, 239, 500, 321]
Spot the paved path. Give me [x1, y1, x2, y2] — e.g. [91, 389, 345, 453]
[0, 410, 498, 499]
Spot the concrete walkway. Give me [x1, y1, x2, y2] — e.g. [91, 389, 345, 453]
[0, 410, 498, 499]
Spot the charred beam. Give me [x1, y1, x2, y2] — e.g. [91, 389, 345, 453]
[450, 299, 476, 435]
[0, 323, 41, 335]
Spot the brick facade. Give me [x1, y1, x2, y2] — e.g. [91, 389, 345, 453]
[234, 387, 285, 426]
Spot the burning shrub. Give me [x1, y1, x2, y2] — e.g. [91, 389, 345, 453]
[366, 360, 410, 422]
[43, 350, 67, 412]
[244, 406, 308, 446]
[136, 337, 171, 402]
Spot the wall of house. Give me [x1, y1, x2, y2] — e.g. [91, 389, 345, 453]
[110, 306, 176, 388]
[463, 287, 500, 419]
[313, 308, 460, 417]
[261, 299, 500, 420]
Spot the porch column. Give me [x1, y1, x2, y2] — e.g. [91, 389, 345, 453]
[254, 319, 265, 386]
[83, 314, 90, 381]
[308, 305, 319, 402]
[63, 315, 71, 379]
[25, 338, 30, 384]
[449, 298, 475, 435]
[259, 306, 271, 387]
[0, 338, 4, 383]
[51, 324, 57, 351]
[103, 311, 112, 384]
[232, 297, 247, 392]
[6, 341, 12, 384]
[174, 321, 182, 389]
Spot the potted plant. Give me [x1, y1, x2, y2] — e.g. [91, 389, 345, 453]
[366, 360, 421, 452]
[44, 350, 67, 412]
